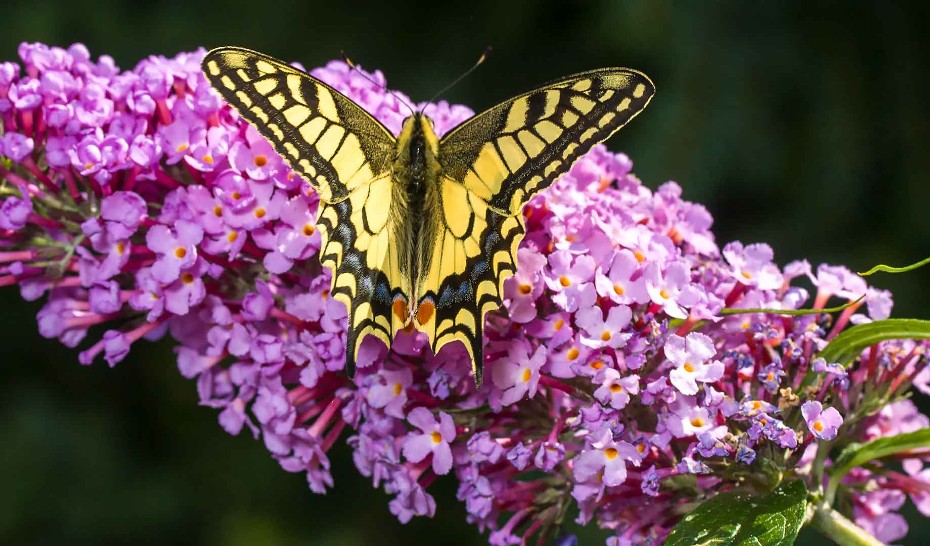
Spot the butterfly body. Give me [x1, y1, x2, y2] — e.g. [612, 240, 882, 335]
[202, 48, 655, 386]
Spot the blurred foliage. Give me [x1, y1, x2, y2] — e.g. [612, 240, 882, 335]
[1, 1, 929, 544]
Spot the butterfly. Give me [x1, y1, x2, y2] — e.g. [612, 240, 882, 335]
[201, 47, 654, 386]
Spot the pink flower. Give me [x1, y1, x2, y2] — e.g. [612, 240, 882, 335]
[576, 305, 633, 350]
[573, 428, 641, 487]
[801, 401, 843, 441]
[643, 261, 701, 319]
[366, 367, 412, 419]
[593, 369, 639, 409]
[666, 332, 724, 395]
[545, 250, 597, 312]
[594, 249, 647, 305]
[402, 407, 456, 475]
[491, 340, 546, 406]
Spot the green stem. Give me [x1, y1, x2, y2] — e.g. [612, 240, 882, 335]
[810, 505, 883, 546]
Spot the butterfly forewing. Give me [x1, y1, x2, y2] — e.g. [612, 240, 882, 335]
[440, 69, 655, 214]
[415, 69, 655, 381]
[202, 47, 411, 373]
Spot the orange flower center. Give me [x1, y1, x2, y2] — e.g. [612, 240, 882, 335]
[559, 275, 571, 287]
[521, 368, 532, 383]
[253, 154, 268, 167]
[303, 223, 315, 236]
[567, 347, 580, 361]
[174, 247, 187, 259]
[518, 283, 532, 295]
[604, 447, 618, 460]
[430, 431, 443, 444]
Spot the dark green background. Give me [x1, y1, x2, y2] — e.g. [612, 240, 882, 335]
[2, 1, 929, 544]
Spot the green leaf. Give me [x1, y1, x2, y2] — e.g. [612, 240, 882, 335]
[664, 480, 807, 546]
[859, 255, 930, 276]
[816, 319, 930, 366]
[826, 429, 930, 502]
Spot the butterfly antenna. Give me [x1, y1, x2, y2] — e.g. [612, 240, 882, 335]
[425, 46, 492, 107]
[341, 51, 416, 117]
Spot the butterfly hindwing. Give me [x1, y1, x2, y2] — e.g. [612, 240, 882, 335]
[415, 69, 655, 381]
[202, 47, 410, 373]
[414, 179, 524, 385]
[440, 68, 655, 215]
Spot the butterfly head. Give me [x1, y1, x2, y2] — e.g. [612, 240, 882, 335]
[396, 113, 440, 169]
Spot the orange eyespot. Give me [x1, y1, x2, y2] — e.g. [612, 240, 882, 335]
[416, 300, 435, 326]
[392, 298, 409, 323]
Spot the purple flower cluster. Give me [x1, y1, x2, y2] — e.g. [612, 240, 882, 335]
[2, 42, 929, 545]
